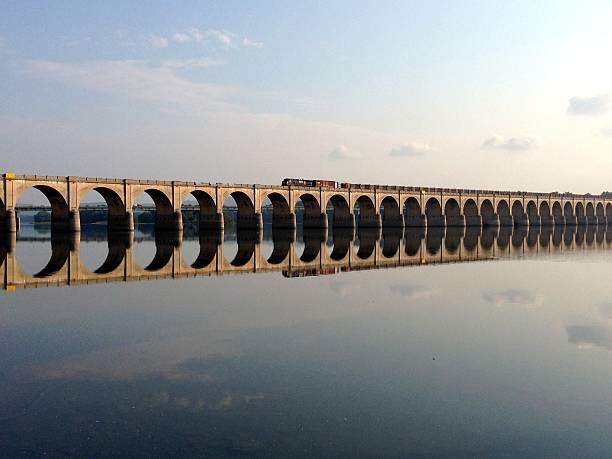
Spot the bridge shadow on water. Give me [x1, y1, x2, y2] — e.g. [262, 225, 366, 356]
[2, 222, 612, 290]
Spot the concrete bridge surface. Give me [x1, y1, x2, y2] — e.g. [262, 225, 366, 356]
[2, 223, 609, 291]
[3, 173, 612, 233]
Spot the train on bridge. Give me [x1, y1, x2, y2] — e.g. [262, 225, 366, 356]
[282, 178, 382, 189]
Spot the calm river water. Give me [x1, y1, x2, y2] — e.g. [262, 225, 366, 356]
[2, 223, 612, 457]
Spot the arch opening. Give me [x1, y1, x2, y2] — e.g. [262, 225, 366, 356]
[404, 197, 423, 227]
[526, 200, 539, 225]
[133, 189, 176, 231]
[480, 199, 496, 226]
[354, 195, 378, 228]
[327, 195, 352, 228]
[296, 193, 323, 228]
[263, 192, 292, 229]
[539, 201, 551, 225]
[16, 186, 71, 233]
[444, 198, 463, 226]
[224, 191, 257, 230]
[511, 200, 525, 226]
[185, 190, 218, 230]
[463, 199, 480, 226]
[497, 200, 511, 226]
[425, 198, 443, 227]
[380, 196, 402, 227]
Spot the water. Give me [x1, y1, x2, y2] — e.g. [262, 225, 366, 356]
[2, 223, 612, 457]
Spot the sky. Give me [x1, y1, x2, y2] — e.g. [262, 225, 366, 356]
[2, 0, 612, 193]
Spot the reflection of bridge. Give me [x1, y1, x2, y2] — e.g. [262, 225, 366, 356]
[3, 224, 611, 291]
[3, 174, 612, 233]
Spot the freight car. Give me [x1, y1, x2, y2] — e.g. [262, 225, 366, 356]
[282, 178, 339, 188]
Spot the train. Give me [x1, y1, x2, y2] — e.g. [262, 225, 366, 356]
[282, 178, 378, 189]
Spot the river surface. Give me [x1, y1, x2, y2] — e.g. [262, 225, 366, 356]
[2, 223, 612, 457]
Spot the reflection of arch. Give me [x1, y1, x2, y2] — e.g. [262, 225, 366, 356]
[94, 233, 129, 274]
[444, 227, 462, 253]
[354, 195, 378, 228]
[355, 228, 377, 259]
[191, 232, 220, 269]
[230, 230, 257, 266]
[329, 228, 352, 260]
[268, 230, 292, 264]
[526, 226, 539, 247]
[539, 226, 552, 247]
[404, 228, 424, 256]
[497, 225, 511, 250]
[563, 226, 575, 246]
[145, 234, 178, 271]
[480, 226, 496, 250]
[404, 197, 423, 227]
[300, 228, 325, 262]
[381, 228, 401, 258]
[463, 226, 480, 251]
[327, 195, 352, 228]
[425, 227, 444, 255]
[512, 226, 526, 248]
[380, 196, 402, 227]
[575, 225, 585, 245]
[33, 236, 71, 278]
[552, 225, 563, 247]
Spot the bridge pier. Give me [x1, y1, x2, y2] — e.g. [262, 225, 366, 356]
[382, 213, 405, 228]
[3, 210, 18, 233]
[108, 211, 135, 232]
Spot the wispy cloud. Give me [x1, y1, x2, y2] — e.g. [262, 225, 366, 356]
[389, 142, 433, 157]
[328, 144, 361, 160]
[161, 58, 222, 70]
[149, 35, 169, 49]
[483, 289, 543, 308]
[242, 37, 264, 48]
[482, 135, 536, 152]
[601, 127, 612, 138]
[21, 59, 232, 112]
[150, 28, 263, 50]
[567, 93, 612, 116]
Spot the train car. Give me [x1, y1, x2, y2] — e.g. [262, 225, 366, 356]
[282, 178, 339, 188]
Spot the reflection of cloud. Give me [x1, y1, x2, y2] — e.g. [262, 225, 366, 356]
[566, 324, 612, 350]
[328, 144, 361, 160]
[389, 142, 433, 157]
[482, 135, 536, 152]
[330, 280, 360, 297]
[482, 289, 543, 308]
[567, 93, 612, 116]
[389, 284, 432, 300]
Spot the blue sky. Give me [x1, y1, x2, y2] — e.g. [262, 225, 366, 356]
[2, 1, 612, 191]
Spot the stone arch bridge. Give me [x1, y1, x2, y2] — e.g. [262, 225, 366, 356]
[2, 173, 611, 232]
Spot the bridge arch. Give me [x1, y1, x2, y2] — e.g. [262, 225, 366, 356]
[526, 200, 538, 224]
[262, 192, 292, 228]
[596, 202, 605, 222]
[353, 195, 377, 227]
[539, 201, 550, 222]
[132, 188, 175, 230]
[552, 201, 562, 222]
[564, 202, 574, 218]
[497, 200, 510, 226]
[16, 185, 71, 230]
[183, 190, 217, 228]
[425, 198, 443, 226]
[463, 199, 478, 216]
[296, 193, 322, 227]
[327, 194, 352, 227]
[607, 203, 612, 224]
[511, 200, 524, 224]
[444, 198, 460, 216]
[404, 197, 423, 226]
[79, 187, 127, 231]
[226, 191, 256, 228]
[480, 199, 495, 226]
[586, 202, 595, 220]
[575, 202, 585, 222]
[380, 196, 401, 227]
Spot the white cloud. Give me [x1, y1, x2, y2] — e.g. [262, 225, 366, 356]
[567, 93, 612, 116]
[482, 289, 543, 308]
[172, 33, 191, 44]
[328, 145, 361, 160]
[149, 35, 169, 48]
[162, 58, 220, 69]
[242, 37, 264, 48]
[206, 29, 235, 48]
[389, 142, 433, 157]
[482, 135, 536, 152]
